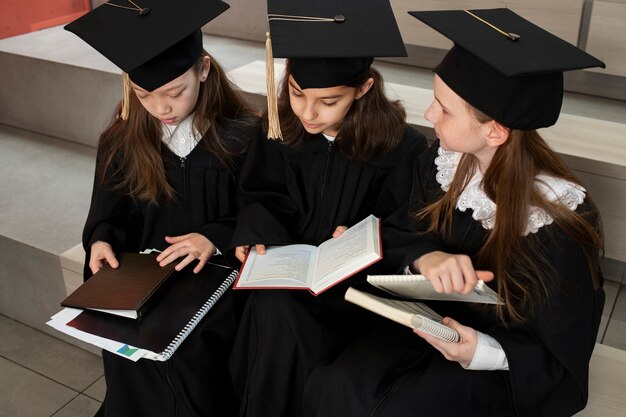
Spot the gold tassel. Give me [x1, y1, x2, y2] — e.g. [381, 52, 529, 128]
[265, 31, 283, 140]
[121, 73, 131, 121]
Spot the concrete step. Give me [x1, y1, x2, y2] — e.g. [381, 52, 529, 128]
[0, 123, 96, 348]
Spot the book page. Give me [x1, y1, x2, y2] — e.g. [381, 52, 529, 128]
[236, 245, 317, 288]
[90, 308, 138, 319]
[313, 215, 380, 291]
[46, 308, 148, 361]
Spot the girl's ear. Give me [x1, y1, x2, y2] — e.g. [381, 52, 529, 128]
[200, 56, 211, 81]
[355, 77, 374, 100]
[485, 120, 509, 147]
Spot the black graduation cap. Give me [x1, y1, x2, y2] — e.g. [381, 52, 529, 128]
[264, 0, 406, 139]
[65, 0, 230, 92]
[409, 8, 605, 130]
[267, 0, 406, 89]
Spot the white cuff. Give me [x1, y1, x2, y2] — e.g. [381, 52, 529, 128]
[466, 331, 509, 371]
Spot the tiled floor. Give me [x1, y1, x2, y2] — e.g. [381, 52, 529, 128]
[0, 315, 104, 417]
[0, 259, 624, 417]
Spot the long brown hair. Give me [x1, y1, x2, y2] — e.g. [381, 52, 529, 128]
[97, 51, 256, 204]
[419, 107, 603, 323]
[263, 60, 406, 160]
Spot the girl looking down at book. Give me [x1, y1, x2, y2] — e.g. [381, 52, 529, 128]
[66, 1, 258, 416]
[227, 1, 427, 416]
[300, 9, 606, 417]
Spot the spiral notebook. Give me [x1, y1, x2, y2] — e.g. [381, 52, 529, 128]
[49, 262, 237, 361]
[345, 287, 460, 343]
[367, 274, 501, 304]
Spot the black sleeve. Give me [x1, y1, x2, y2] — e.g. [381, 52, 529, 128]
[485, 228, 604, 417]
[82, 144, 134, 280]
[379, 142, 446, 273]
[229, 130, 298, 248]
[373, 126, 428, 219]
[194, 116, 260, 252]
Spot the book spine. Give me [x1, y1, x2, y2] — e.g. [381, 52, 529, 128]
[154, 270, 238, 361]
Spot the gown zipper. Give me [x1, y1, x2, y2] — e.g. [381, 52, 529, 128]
[366, 371, 409, 417]
[315, 140, 334, 238]
[180, 156, 190, 232]
[162, 156, 188, 417]
[165, 360, 179, 416]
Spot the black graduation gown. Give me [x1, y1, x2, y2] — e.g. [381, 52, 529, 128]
[83, 116, 259, 417]
[301, 142, 605, 417]
[228, 126, 428, 417]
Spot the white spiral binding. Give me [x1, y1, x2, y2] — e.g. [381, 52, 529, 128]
[412, 315, 460, 343]
[154, 270, 238, 361]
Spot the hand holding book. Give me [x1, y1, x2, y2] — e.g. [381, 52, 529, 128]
[345, 287, 460, 343]
[234, 215, 381, 295]
[414, 316, 479, 368]
[62, 252, 177, 319]
[367, 274, 502, 304]
[412, 251, 495, 295]
[344, 260, 502, 343]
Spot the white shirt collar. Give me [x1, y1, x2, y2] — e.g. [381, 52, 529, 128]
[434, 147, 586, 234]
[161, 114, 202, 158]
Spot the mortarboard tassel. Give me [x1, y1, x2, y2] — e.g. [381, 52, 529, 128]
[121, 73, 131, 121]
[265, 31, 283, 140]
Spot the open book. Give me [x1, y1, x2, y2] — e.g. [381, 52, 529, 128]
[61, 252, 176, 319]
[367, 274, 501, 304]
[234, 215, 381, 295]
[345, 287, 460, 343]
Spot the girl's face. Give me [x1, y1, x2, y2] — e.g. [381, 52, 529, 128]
[132, 57, 210, 125]
[425, 75, 507, 171]
[288, 75, 373, 137]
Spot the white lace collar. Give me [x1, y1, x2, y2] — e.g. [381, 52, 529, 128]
[161, 114, 202, 158]
[434, 147, 586, 234]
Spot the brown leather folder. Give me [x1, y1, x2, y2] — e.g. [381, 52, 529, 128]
[61, 253, 176, 319]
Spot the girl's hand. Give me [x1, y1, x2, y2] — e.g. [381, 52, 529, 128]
[157, 233, 216, 273]
[89, 241, 119, 274]
[412, 251, 494, 294]
[235, 244, 266, 262]
[332, 225, 348, 238]
[414, 317, 477, 368]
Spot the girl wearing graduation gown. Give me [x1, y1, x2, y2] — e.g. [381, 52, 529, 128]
[300, 9, 606, 417]
[66, 2, 259, 416]
[228, 1, 427, 416]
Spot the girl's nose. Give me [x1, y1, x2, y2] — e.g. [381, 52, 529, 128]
[301, 102, 317, 121]
[424, 101, 439, 124]
[155, 99, 172, 115]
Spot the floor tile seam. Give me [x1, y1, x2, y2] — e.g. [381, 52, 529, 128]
[601, 284, 623, 343]
[0, 314, 101, 358]
[49, 392, 82, 417]
[81, 391, 104, 403]
[81, 377, 105, 402]
[0, 352, 98, 393]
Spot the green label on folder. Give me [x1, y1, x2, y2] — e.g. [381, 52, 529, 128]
[117, 344, 139, 357]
